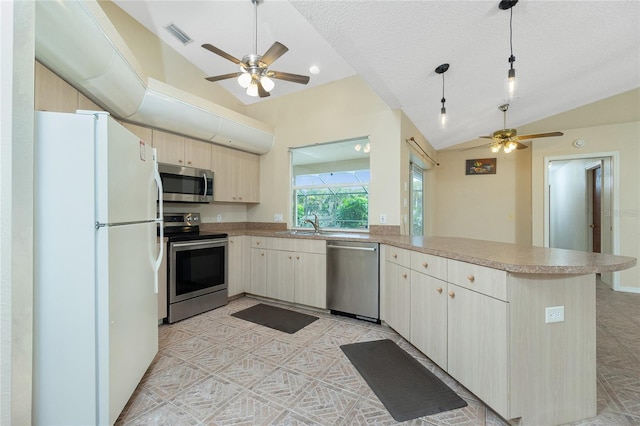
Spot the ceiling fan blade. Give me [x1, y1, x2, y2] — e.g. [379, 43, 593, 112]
[205, 72, 242, 82]
[202, 43, 244, 66]
[460, 142, 492, 151]
[268, 71, 310, 85]
[257, 80, 271, 98]
[260, 42, 288, 66]
[479, 136, 493, 139]
[517, 131, 564, 140]
[515, 141, 529, 150]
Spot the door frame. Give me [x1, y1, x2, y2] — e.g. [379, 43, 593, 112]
[543, 151, 620, 289]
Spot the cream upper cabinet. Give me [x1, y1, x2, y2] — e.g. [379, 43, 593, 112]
[211, 144, 260, 203]
[35, 61, 78, 113]
[152, 130, 212, 170]
[122, 122, 153, 144]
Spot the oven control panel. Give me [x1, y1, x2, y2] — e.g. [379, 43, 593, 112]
[164, 212, 200, 227]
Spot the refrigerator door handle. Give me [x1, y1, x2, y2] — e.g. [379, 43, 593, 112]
[203, 172, 208, 198]
[153, 148, 164, 294]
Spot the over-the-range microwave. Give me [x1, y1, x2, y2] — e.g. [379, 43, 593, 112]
[158, 163, 213, 203]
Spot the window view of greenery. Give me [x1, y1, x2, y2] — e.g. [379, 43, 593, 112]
[411, 163, 424, 236]
[291, 139, 370, 230]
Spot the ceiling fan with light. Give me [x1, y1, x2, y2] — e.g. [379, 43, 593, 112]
[201, 0, 310, 98]
[470, 104, 564, 153]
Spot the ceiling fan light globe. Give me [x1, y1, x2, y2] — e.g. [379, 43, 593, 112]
[491, 144, 502, 153]
[246, 82, 259, 97]
[261, 75, 275, 92]
[364, 142, 371, 153]
[506, 140, 519, 150]
[238, 72, 252, 88]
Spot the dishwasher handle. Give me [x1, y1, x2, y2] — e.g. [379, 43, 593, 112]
[327, 244, 377, 252]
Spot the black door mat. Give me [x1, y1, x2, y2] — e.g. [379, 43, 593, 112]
[230, 303, 319, 334]
[340, 339, 467, 422]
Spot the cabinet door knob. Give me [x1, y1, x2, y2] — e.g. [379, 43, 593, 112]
[436, 287, 443, 293]
[187, 161, 192, 165]
[256, 241, 260, 245]
[467, 274, 475, 283]
[448, 291, 455, 298]
[288, 255, 292, 260]
[402, 273, 407, 279]
[422, 262, 428, 268]
[178, 159, 183, 163]
[296, 256, 300, 260]
[261, 253, 264, 257]
[393, 253, 398, 259]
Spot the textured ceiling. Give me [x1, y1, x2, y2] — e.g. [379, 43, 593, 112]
[114, 0, 640, 150]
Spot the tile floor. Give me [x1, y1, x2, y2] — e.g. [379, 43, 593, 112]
[116, 279, 640, 425]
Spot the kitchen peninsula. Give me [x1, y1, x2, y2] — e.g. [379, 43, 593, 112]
[210, 228, 636, 425]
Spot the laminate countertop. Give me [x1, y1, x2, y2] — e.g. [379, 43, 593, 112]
[207, 229, 636, 275]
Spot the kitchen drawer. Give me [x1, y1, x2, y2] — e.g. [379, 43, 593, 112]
[249, 236, 267, 248]
[385, 245, 411, 268]
[411, 251, 447, 281]
[447, 259, 507, 301]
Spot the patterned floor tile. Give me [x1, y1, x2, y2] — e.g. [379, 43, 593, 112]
[318, 357, 368, 397]
[144, 352, 185, 378]
[186, 344, 247, 373]
[285, 347, 338, 377]
[169, 375, 243, 422]
[122, 401, 199, 426]
[158, 326, 194, 349]
[199, 321, 243, 342]
[224, 329, 273, 352]
[141, 362, 209, 399]
[205, 391, 285, 426]
[289, 380, 358, 425]
[251, 367, 313, 406]
[271, 409, 318, 425]
[253, 337, 302, 363]
[420, 397, 486, 425]
[115, 386, 164, 425]
[217, 353, 278, 387]
[165, 334, 221, 361]
[341, 395, 398, 425]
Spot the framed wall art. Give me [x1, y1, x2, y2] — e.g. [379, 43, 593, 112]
[466, 158, 496, 175]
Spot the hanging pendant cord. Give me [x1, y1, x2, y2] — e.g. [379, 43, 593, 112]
[508, 7, 515, 70]
[253, 0, 258, 54]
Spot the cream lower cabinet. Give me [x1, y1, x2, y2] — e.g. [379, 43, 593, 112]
[249, 250, 267, 297]
[265, 238, 326, 308]
[447, 283, 509, 416]
[383, 246, 411, 339]
[266, 250, 295, 302]
[228, 236, 247, 297]
[294, 251, 327, 309]
[410, 271, 447, 369]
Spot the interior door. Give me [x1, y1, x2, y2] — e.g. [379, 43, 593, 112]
[591, 165, 602, 253]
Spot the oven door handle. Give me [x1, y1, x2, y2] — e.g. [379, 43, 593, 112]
[171, 239, 227, 249]
[154, 148, 164, 294]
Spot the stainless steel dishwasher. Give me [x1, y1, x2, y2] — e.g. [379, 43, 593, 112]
[326, 241, 380, 323]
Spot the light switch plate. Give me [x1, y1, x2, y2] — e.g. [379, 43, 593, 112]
[380, 214, 387, 224]
[216, 214, 222, 222]
[545, 306, 565, 323]
[274, 213, 283, 222]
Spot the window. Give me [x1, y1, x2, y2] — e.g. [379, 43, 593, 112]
[410, 162, 424, 236]
[291, 138, 370, 230]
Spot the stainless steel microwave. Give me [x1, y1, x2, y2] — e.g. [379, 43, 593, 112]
[158, 163, 213, 203]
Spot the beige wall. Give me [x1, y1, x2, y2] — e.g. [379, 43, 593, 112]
[98, 0, 245, 114]
[245, 76, 413, 230]
[531, 121, 640, 290]
[434, 146, 532, 245]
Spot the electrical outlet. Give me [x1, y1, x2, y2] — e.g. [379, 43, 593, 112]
[216, 214, 222, 222]
[380, 214, 387, 224]
[545, 306, 565, 323]
[274, 213, 283, 222]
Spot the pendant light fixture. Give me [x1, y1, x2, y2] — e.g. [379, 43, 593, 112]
[435, 63, 449, 130]
[500, 0, 518, 101]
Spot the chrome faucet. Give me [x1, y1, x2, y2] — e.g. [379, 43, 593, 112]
[303, 213, 320, 233]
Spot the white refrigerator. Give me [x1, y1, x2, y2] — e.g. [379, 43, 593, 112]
[33, 111, 164, 425]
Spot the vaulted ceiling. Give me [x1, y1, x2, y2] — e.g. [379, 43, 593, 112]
[114, 0, 640, 150]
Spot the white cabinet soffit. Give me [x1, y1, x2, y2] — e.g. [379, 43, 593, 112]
[34, 0, 274, 154]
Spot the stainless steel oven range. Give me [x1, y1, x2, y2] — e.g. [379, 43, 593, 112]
[163, 213, 227, 323]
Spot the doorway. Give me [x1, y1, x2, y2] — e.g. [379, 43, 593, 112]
[544, 153, 619, 289]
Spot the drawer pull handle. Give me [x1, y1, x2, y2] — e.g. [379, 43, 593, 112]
[422, 262, 428, 268]
[448, 291, 455, 298]
[467, 274, 475, 283]
[436, 287, 443, 293]
[393, 253, 398, 259]
[402, 273, 407, 279]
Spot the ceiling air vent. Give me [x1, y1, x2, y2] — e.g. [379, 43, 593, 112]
[164, 23, 193, 45]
